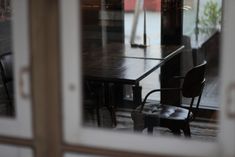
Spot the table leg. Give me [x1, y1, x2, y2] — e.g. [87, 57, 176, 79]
[104, 83, 117, 127]
[96, 85, 103, 127]
[132, 84, 142, 108]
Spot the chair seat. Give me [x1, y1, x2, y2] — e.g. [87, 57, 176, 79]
[134, 103, 192, 120]
[159, 104, 192, 121]
[131, 103, 193, 132]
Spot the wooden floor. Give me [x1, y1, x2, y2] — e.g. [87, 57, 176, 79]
[84, 107, 218, 142]
[115, 108, 217, 142]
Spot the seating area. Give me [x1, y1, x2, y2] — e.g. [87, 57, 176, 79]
[2, 0, 235, 156]
[81, 0, 220, 141]
[82, 40, 220, 138]
[83, 60, 218, 140]
[0, 0, 220, 141]
[132, 61, 207, 137]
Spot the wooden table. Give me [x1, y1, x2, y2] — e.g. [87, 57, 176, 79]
[83, 43, 184, 107]
[83, 43, 184, 60]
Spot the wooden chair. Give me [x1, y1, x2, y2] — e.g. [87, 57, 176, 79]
[132, 61, 207, 137]
[0, 52, 14, 115]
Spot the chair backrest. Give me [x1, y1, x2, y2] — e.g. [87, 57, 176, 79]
[182, 61, 207, 98]
[0, 52, 13, 83]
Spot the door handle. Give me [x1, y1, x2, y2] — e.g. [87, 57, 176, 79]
[19, 66, 30, 99]
[226, 82, 235, 118]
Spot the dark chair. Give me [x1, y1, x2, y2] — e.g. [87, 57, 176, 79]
[132, 61, 207, 137]
[0, 52, 14, 115]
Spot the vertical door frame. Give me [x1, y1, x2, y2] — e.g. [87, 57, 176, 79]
[30, 0, 62, 156]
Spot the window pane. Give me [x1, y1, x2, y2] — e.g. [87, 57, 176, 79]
[61, 0, 222, 156]
[80, 0, 219, 142]
[0, 0, 32, 138]
[0, 0, 14, 117]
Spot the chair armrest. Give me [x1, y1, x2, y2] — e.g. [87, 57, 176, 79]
[140, 88, 182, 112]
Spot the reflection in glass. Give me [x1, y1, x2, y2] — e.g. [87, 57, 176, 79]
[0, 0, 14, 117]
[81, 0, 221, 142]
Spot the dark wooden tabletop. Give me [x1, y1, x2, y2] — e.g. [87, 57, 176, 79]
[83, 43, 184, 84]
[83, 43, 184, 60]
[83, 55, 161, 84]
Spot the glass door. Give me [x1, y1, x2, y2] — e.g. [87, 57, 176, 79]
[60, 0, 235, 157]
[0, 0, 33, 156]
[0, 0, 32, 139]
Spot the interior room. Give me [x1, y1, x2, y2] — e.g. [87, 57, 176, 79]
[0, 0, 221, 138]
[2, 0, 235, 157]
[81, 0, 221, 141]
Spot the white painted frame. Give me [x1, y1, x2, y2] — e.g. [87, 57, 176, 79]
[60, 0, 235, 156]
[0, 144, 33, 157]
[0, 0, 32, 138]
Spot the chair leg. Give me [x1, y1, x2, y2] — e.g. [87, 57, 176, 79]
[110, 84, 117, 126]
[109, 106, 117, 127]
[132, 112, 146, 132]
[182, 122, 191, 137]
[96, 107, 101, 127]
[170, 127, 181, 136]
[95, 84, 103, 127]
[146, 117, 156, 134]
[147, 125, 154, 134]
